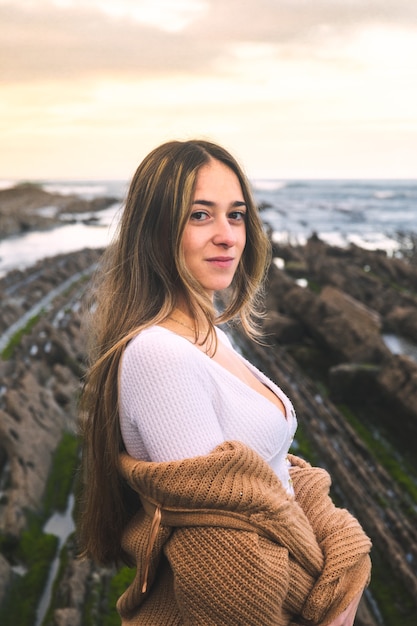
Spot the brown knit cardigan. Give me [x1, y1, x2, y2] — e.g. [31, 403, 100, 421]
[117, 441, 371, 625]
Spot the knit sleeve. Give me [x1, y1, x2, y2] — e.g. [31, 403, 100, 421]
[288, 455, 372, 625]
[164, 527, 291, 626]
[119, 328, 225, 462]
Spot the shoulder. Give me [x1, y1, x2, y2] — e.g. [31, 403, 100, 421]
[122, 326, 207, 378]
[125, 326, 200, 359]
[125, 326, 230, 362]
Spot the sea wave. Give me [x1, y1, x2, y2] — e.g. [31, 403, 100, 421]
[0, 179, 127, 200]
[43, 183, 110, 197]
[1, 178, 416, 275]
[374, 190, 396, 200]
[252, 180, 287, 192]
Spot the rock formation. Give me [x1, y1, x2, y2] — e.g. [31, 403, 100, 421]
[266, 236, 417, 456]
[0, 182, 119, 238]
[0, 198, 416, 623]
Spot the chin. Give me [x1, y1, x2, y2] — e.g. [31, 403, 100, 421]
[204, 281, 233, 294]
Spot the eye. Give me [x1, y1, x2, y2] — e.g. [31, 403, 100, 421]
[229, 210, 247, 222]
[190, 210, 210, 222]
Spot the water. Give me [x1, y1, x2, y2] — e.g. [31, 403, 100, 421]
[0, 178, 416, 276]
[383, 334, 417, 362]
[35, 494, 76, 626]
[0, 193, 123, 277]
[40, 179, 128, 201]
[0, 179, 127, 277]
[1, 178, 415, 622]
[252, 178, 417, 253]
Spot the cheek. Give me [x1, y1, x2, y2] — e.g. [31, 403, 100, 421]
[181, 225, 204, 256]
[180, 229, 192, 257]
[239, 229, 247, 252]
[180, 230, 199, 266]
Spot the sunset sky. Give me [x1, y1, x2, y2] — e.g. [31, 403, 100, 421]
[1, 0, 417, 181]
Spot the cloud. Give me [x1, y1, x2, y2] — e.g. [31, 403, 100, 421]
[1, 0, 416, 179]
[0, 4, 214, 82]
[1, 0, 417, 84]
[198, 0, 417, 40]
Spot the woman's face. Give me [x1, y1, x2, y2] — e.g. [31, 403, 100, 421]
[181, 159, 247, 299]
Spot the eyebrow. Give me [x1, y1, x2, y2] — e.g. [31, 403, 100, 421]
[192, 199, 247, 207]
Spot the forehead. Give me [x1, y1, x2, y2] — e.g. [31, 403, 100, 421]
[193, 159, 244, 199]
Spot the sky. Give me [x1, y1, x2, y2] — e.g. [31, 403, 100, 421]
[1, 0, 417, 181]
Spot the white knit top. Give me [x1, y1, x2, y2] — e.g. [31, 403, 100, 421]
[119, 326, 297, 493]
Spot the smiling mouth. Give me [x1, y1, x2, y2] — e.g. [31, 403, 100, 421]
[206, 257, 235, 268]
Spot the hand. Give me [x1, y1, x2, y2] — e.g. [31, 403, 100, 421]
[325, 591, 363, 626]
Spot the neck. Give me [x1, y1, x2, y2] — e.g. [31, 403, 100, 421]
[168, 300, 215, 334]
[170, 310, 205, 332]
[164, 306, 217, 356]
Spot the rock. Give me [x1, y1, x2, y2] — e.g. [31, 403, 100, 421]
[304, 236, 417, 319]
[385, 306, 417, 343]
[53, 608, 82, 626]
[48, 538, 115, 626]
[0, 366, 65, 535]
[319, 286, 382, 332]
[0, 554, 11, 605]
[284, 281, 390, 364]
[265, 263, 296, 311]
[0, 183, 119, 239]
[54, 548, 96, 611]
[1, 233, 417, 622]
[376, 354, 417, 427]
[271, 241, 307, 265]
[328, 363, 381, 404]
[0, 251, 102, 537]
[266, 264, 390, 365]
[262, 310, 304, 343]
[237, 332, 417, 615]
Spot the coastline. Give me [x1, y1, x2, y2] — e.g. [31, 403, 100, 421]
[0, 182, 417, 625]
[0, 182, 120, 240]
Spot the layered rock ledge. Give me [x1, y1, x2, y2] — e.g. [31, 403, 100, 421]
[0, 182, 119, 239]
[0, 231, 416, 625]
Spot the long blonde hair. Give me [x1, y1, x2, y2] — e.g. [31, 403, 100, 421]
[78, 139, 270, 564]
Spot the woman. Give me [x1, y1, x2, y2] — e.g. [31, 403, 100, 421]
[78, 139, 371, 625]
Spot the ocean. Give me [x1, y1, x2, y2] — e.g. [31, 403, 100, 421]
[252, 178, 417, 253]
[0, 178, 416, 276]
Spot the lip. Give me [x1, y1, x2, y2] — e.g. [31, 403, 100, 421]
[206, 256, 235, 268]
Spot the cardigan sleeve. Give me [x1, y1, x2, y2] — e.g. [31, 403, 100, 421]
[288, 455, 372, 625]
[117, 444, 371, 625]
[164, 526, 292, 626]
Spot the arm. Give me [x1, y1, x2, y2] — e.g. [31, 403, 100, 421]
[119, 328, 225, 461]
[288, 455, 371, 626]
[164, 527, 291, 625]
[324, 591, 363, 626]
[117, 440, 296, 625]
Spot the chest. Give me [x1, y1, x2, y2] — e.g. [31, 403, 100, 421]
[211, 341, 287, 416]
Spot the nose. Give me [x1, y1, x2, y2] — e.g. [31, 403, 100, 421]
[212, 216, 237, 248]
